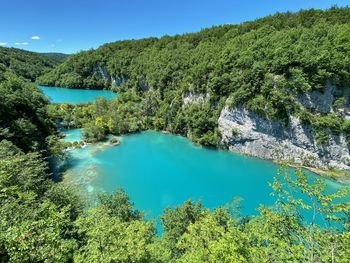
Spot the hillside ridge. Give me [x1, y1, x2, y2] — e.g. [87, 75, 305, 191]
[37, 7, 350, 172]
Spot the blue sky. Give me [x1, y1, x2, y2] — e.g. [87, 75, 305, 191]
[0, 0, 348, 54]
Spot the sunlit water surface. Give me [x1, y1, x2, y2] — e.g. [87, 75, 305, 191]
[63, 129, 349, 228]
[39, 86, 117, 103]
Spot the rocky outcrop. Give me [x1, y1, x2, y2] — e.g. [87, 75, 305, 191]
[182, 90, 209, 105]
[111, 75, 127, 87]
[111, 76, 149, 90]
[218, 106, 350, 171]
[296, 82, 335, 113]
[93, 65, 110, 81]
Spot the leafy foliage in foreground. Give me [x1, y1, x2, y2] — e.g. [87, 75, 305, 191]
[0, 72, 55, 152]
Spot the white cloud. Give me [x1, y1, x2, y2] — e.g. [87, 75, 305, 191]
[14, 42, 29, 46]
[0, 42, 7, 46]
[31, 35, 40, 40]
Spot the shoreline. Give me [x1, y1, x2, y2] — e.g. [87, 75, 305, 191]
[301, 166, 350, 184]
[63, 127, 350, 183]
[162, 129, 350, 183]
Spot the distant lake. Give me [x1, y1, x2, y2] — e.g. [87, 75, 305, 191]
[39, 86, 117, 103]
[62, 129, 349, 229]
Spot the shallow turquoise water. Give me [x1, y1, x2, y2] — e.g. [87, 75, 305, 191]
[63, 129, 348, 228]
[39, 86, 117, 103]
[63, 128, 83, 142]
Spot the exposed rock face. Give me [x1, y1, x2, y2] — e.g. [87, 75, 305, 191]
[218, 106, 350, 171]
[111, 75, 149, 90]
[111, 75, 127, 87]
[183, 90, 209, 105]
[296, 83, 335, 113]
[93, 65, 110, 81]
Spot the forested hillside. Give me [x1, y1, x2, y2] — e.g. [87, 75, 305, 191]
[38, 7, 350, 95]
[40, 52, 70, 63]
[0, 47, 58, 81]
[39, 7, 350, 169]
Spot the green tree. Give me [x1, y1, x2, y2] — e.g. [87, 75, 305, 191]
[97, 188, 142, 221]
[74, 207, 154, 263]
[83, 121, 106, 142]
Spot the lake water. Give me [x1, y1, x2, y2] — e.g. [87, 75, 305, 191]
[63, 129, 348, 228]
[39, 86, 117, 103]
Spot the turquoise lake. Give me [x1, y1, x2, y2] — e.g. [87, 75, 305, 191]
[39, 86, 117, 103]
[63, 129, 348, 228]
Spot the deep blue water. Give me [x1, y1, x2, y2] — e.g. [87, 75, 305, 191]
[39, 86, 117, 103]
[63, 129, 349, 228]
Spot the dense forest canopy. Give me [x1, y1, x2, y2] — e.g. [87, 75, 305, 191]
[0, 47, 59, 81]
[38, 7, 350, 93]
[0, 70, 55, 152]
[39, 52, 70, 63]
